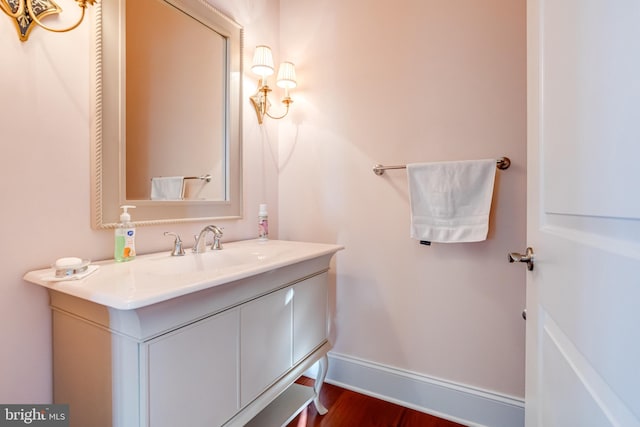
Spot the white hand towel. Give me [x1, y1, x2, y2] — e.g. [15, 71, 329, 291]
[150, 176, 185, 200]
[407, 159, 496, 243]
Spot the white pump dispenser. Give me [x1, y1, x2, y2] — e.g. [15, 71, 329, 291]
[115, 205, 136, 262]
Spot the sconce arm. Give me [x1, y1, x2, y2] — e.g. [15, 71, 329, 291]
[26, 0, 90, 33]
[264, 98, 293, 121]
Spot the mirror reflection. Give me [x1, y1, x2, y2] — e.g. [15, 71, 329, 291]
[125, 0, 225, 201]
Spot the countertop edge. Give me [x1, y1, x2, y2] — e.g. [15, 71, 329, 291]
[24, 239, 344, 310]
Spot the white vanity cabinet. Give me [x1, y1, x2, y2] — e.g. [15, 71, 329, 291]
[293, 274, 329, 364]
[241, 287, 294, 406]
[25, 240, 342, 427]
[240, 273, 329, 407]
[146, 308, 240, 427]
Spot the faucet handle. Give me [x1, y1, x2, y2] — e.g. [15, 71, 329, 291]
[164, 232, 185, 256]
[210, 225, 224, 236]
[211, 226, 224, 250]
[212, 233, 223, 250]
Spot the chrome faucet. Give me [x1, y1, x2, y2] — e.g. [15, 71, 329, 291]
[193, 225, 224, 253]
[163, 232, 185, 256]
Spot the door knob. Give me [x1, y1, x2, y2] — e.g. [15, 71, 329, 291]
[508, 247, 534, 271]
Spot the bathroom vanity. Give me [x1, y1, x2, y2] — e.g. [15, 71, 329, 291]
[24, 239, 343, 427]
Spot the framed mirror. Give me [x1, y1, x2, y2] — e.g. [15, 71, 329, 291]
[91, 0, 243, 228]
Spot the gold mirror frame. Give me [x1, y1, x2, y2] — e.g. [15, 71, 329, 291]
[90, 0, 243, 229]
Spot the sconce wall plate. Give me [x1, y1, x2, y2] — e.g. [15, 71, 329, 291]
[9, 0, 60, 41]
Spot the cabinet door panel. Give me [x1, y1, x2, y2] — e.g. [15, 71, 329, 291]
[293, 274, 328, 363]
[240, 287, 293, 405]
[147, 308, 239, 427]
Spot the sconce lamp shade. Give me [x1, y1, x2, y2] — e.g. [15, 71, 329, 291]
[251, 45, 275, 77]
[276, 62, 297, 89]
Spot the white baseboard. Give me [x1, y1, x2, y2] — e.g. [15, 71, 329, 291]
[319, 352, 524, 427]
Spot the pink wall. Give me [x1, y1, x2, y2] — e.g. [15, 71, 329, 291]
[0, 0, 525, 407]
[0, 0, 280, 403]
[277, 0, 527, 397]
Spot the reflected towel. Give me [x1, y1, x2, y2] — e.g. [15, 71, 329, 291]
[151, 176, 184, 200]
[407, 159, 496, 243]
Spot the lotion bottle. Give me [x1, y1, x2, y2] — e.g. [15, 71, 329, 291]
[258, 203, 269, 240]
[115, 205, 136, 262]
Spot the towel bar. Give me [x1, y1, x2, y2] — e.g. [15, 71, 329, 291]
[152, 175, 212, 182]
[184, 174, 212, 182]
[372, 157, 510, 176]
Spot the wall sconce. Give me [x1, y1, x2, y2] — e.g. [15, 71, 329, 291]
[1, 0, 96, 42]
[249, 45, 297, 124]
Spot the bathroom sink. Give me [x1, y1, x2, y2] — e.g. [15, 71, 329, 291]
[135, 239, 302, 278]
[23, 239, 343, 310]
[141, 249, 257, 276]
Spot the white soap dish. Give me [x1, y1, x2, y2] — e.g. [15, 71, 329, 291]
[53, 257, 91, 279]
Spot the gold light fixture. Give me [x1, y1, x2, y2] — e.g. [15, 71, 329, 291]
[249, 45, 298, 124]
[1, 0, 96, 42]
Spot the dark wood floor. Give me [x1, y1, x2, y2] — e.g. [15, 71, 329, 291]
[287, 377, 466, 427]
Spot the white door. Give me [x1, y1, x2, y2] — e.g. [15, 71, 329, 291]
[525, 1, 640, 426]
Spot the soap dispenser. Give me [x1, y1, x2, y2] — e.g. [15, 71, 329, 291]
[258, 204, 269, 240]
[115, 205, 136, 262]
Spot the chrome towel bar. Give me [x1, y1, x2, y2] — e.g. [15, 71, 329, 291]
[184, 174, 212, 182]
[372, 157, 511, 176]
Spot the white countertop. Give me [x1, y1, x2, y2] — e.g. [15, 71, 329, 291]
[24, 239, 343, 310]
